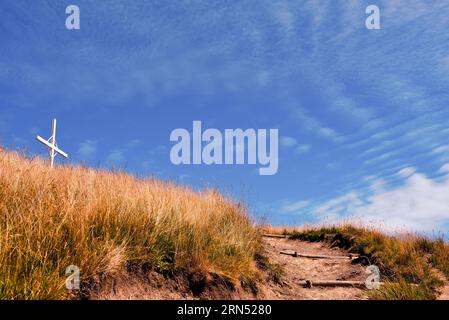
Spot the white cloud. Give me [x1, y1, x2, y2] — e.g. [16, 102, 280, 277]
[353, 173, 449, 232]
[289, 107, 342, 143]
[310, 170, 449, 233]
[359, 140, 395, 158]
[318, 127, 340, 141]
[433, 144, 449, 154]
[369, 178, 386, 193]
[280, 200, 310, 213]
[77, 140, 97, 159]
[279, 136, 297, 148]
[106, 150, 125, 167]
[432, 144, 449, 162]
[439, 163, 449, 174]
[314, 192, 363, 219]
[363, 151, 397, 166]
[296, 144, 311, 155]
[397, 167, 416, 178]
[279, 136, 310, 155]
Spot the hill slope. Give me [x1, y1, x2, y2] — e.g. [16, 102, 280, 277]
[1, 148, 448, 300]
[0, 149, 260, 299]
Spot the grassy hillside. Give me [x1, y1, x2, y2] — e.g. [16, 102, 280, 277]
[2, 148, 448, 300]
[0, 148, 260, 299]
[270, 225, 449, 300]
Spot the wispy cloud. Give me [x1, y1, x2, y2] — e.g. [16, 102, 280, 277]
[314, 192, 363, 219]
[77, 140, 98, 161]
[353, 172, 449, 232]
[279, 136, 297, 148]
[106, 150, 125, 167]
[288, 107, 342, 143]
[280, 200, 310, 214]
[439, 163, 449, 174]
[296, 144, 311, 155]
[433, 144, 449, 154]
[304, 168, 449, 232]
[127, 139, 141, 148]
[280, 136, 310, 155]
[397, 167, 416, 178]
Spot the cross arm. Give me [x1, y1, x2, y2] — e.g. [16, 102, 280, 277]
[36, 135, 69, 158]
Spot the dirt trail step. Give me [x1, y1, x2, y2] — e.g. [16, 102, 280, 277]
[432, 268, 449, 300]
[438, 285, 449, 300]
[280, 249, 359, 260]
[259, 237, 368, 300]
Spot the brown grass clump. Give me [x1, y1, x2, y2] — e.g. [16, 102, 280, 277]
[0, 148, 260, 299]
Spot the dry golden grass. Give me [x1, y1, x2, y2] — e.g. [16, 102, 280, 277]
[0, 148, 260, 299]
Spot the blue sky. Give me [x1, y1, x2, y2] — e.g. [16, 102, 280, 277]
[1, 1, 449, 234]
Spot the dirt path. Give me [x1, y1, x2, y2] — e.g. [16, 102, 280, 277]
[433, 269, 449, 300]
[91, 236, 369, 300]
[258, 237, 368, 300]
[91, 236, 449, 300]
[438, 284, 449, 300]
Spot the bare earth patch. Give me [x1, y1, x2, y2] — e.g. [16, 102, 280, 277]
[89, 237, 449, 300]
[257, 237, 368, 300]
[90, 237, 369, 300]
[433, 269, 449, 300]
[437, 284, 449, 300]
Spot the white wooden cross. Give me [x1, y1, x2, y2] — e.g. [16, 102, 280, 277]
[36, 119, 68, 168]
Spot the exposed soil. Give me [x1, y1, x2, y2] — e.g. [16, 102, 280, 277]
[437, 283, 449, 300]
[256, 237, 368, 300]
[89, 237, 370, 300]
[87, 236, 449, 300]
[433, 269, 449, 300]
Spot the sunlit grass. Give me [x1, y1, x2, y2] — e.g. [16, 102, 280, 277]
[0, 148, 260, 299]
